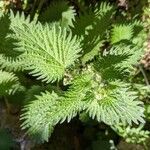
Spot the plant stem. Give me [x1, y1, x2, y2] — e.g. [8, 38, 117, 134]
[30, 0, 38, 19]
[4, 96, 10, 113]
[36, 0, 45, 14]
[139, 64, 149, 86]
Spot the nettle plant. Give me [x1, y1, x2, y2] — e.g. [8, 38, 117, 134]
[0, 0, 148, 142]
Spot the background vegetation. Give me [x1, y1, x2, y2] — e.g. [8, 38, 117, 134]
[1, 0, 150, 150]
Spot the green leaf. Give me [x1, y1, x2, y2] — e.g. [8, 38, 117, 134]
[0, 70, 22, 95]
[86, 82, 145, 125]
[21, 74, 92, 142]
[72, 2, 115, 64]
[39, 0, 76, 27]
[112, 124, 150, 144]
[111, 24, 133, 44]
[15, 23, 82, 83]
